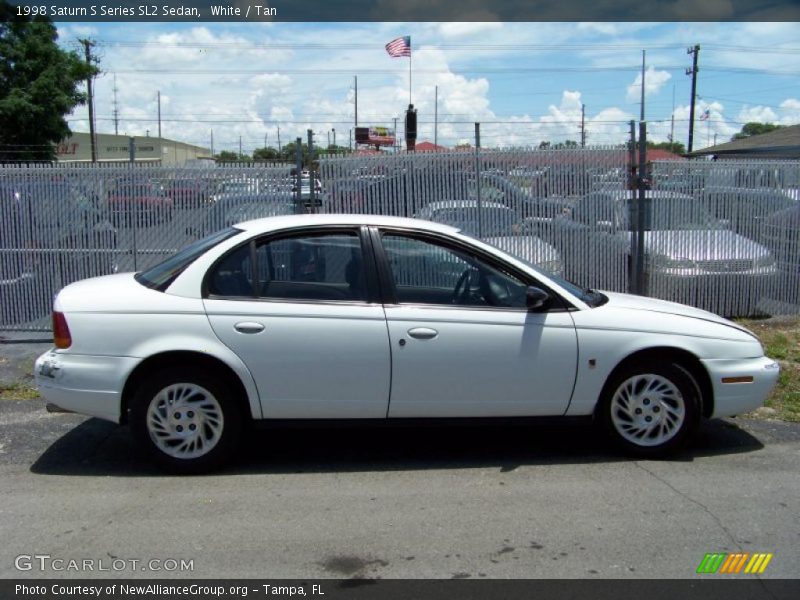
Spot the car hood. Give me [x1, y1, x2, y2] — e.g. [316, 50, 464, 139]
[599, 290, 755, 338]
[621, 230, 772, 261]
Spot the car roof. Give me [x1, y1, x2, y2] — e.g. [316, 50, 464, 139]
[422, 200, 511, 210]
[235, 213, 460, 234]
[589, 190, 695, 201]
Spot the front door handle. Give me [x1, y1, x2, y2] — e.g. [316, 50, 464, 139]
[407, 327, 438, 340]
[234, 322, 265, 334]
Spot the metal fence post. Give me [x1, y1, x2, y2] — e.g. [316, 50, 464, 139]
[637, 121, 648, 296]
[128, 137, 138, 270]
[628, 121, 638, 294]
[474, 122, 482, 238]
[307, 129, 315, 213]
[295, 137, 303, 214]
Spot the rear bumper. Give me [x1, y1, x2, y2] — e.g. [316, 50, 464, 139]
[34, 350, 138, 423]
[701, 356, 781, 417]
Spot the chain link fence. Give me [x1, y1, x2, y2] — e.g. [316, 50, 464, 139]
[1, 152, 798, 331]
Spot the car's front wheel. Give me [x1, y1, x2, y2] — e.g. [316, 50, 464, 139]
[130, 368, 244, 473]
[599, 362, 700, 457]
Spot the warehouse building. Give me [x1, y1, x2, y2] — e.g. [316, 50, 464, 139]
[55, 132, 211, 164]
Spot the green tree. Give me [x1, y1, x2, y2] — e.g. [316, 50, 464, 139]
[214, 150, 240, 162]
[279, 141, 312, 164]
[253, 146, 279, 161]
[732, 122, 784, 141]
[647, 140, 686, 155]
[0, 1, 97, 162]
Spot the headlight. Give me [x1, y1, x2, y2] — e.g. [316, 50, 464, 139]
[652, 255, 696, 269]
[537, 259, 563, 275]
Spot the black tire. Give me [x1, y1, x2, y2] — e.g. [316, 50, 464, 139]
[599, 361, 700, 458]
[130, 367, 244, 474]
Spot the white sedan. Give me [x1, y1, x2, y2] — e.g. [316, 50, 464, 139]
[35, 215, 780, 472]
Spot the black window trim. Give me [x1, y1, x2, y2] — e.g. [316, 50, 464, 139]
[370, 226, 574, 312]
[202, 224, 382, 306]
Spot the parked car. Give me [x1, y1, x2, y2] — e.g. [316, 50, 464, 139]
[107, 180, 173, 225]
[551, 190, 779, 316]
[416, 200, 563, 276]
[165, 178, 212, 209]
[292, 173, 323, 209]
[1, 180, 117, 325]
[194, 195, 295, 237]
[698, 186, 796, 242]
[36, 214, 779, 472]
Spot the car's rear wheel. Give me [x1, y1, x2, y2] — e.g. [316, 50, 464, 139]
[600, 362, 700, 457]
[130, 368, 243, 473]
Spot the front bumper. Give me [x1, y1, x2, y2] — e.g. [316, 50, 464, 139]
[701, 356, 780, 418]
[34, 350, 139, 423]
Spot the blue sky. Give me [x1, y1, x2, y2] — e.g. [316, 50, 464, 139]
[55, 21, 800, 153]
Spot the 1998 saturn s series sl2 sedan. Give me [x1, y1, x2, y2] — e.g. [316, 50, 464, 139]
[35, 215, 780, 472]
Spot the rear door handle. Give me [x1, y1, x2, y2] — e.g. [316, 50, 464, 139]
[407, 327, 438, 340]
[234, 322, 265, 334]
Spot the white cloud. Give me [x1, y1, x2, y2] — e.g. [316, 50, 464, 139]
[778, 98, 800, 124]
[437, 23, 503, 39]
[737, 105, 779, 124]
[626, 67, 672, 103]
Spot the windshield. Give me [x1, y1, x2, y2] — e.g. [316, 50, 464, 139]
[135, 228, 239, 291]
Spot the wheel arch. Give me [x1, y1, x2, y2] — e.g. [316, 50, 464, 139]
[595, 346, 714, 419]
[120, 351, 257, 425]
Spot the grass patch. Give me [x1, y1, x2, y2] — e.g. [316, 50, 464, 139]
[737, 317, 800, 422]
[0, 381, 40, 401]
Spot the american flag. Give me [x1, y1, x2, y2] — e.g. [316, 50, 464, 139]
[385, 36, 411, 58]
[699, 109, 710, 121]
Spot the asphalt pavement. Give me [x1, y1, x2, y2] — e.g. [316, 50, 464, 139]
[0, 396, 798, 580]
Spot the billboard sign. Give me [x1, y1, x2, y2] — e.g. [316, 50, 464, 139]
[355, 127, 395, 147]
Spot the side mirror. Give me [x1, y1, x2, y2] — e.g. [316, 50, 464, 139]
[525, 286, 550, 311]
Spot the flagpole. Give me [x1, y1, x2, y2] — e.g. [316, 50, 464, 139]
[409, 48, 412, 105]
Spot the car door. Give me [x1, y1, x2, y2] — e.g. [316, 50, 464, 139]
[203, 226, 391, 419]
[374, 228, 578, 418]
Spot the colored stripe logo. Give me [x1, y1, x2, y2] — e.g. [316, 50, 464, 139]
[697, 553, 773, 574]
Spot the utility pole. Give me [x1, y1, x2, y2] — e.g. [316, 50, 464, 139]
[332, 128, 336, 149]
[686, 44, 700, 153]
[277, 126, 281, 154]
[79, 39, 97, 162]
[239, 135, 242, 159]
[157, 90, 161, 138]
[112, 74, 120, 136]
[640, 50, 646, 122]
[354, 75, 358, 127]
[669, 84, 675, 146]
[434, 85, 438, 149]
[349, 129, 352, 151]
[393, 117, 398, 153]
[580, 103, 586, 147]
[210, 129, 214, 156]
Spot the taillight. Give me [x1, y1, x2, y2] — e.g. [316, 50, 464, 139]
[53, 311, 72, 349]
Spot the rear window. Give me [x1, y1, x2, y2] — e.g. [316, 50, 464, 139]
[135, 228, 239, 291]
